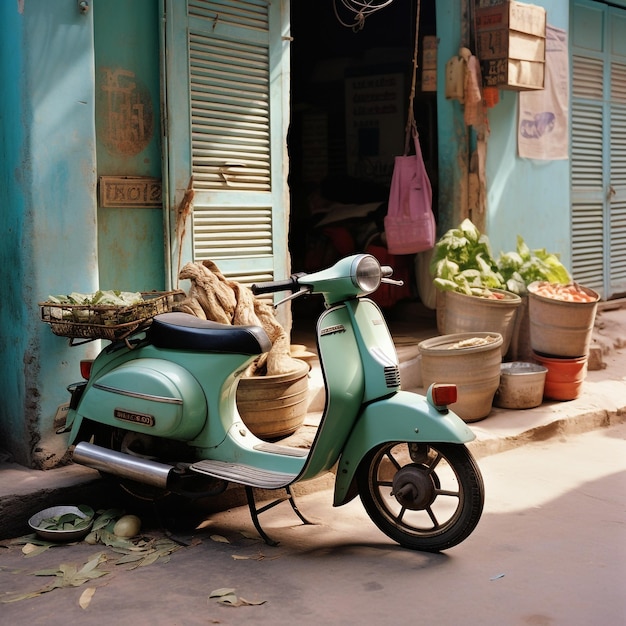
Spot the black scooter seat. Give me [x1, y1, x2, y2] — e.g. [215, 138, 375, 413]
[148, 312, 272, 355]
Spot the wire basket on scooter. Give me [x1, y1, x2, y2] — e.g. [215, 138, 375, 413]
[39, 290, 186, 344]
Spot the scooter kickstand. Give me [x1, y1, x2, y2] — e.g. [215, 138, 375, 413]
[285, 485, 314, 526]
[245, 485, 314, 547]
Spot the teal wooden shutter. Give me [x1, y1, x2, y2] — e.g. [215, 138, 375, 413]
[608, 12, 626, 297]
[163, 0, 290, 286]
[571, 1, 626, 298]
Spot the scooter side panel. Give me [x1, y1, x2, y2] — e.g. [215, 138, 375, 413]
[333, 390, 476, 506]
[296, 306, 365, 480]
[348, 299, 401, 402]
[73, 358, 207, 440]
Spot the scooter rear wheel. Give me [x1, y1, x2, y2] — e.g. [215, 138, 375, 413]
[356, 442, 484, 552]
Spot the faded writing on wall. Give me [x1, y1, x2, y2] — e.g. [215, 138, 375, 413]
[100, 67, 154, 156]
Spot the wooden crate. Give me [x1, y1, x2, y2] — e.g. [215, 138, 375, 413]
[475, 0, 546, 91]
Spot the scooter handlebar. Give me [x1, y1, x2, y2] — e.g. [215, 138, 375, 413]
[250, 275, 302, 295]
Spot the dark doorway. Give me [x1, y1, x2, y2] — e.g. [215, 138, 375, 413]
[288, 1, 437, 295]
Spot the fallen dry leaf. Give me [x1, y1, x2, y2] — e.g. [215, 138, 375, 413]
[209, 587, 266, 607]
[1, 554, 110, 603]
[210, 587, 236, 597]
[21, 543, 51, 557]
[239, 530, 262, 540]
[79, 586, 96, 609]
[239, 597, 267, 606]
[216, 593, 239, 606]
[231, 552, 267, 561]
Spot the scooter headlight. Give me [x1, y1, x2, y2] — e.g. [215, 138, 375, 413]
[352, 254, 382, 294]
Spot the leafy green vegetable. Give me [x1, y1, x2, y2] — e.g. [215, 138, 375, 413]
[497, 235, 571, 295]
[34, 506, 94, 532]
[430, 219, 504, 295]
[47, 290, 143, 307]
[38, 513, 91, 532]
[430, 219, 571, 296]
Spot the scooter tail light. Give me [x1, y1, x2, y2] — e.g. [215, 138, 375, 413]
[80, 360, 93, 380]
[429, 383, 457, 408]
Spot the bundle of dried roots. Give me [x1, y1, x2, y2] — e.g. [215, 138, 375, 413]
[176, 260, 301, 376]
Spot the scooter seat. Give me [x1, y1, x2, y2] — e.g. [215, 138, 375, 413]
[148, 312, 272, 355]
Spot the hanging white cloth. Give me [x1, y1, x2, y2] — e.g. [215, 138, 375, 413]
[518, 25, 569, 160]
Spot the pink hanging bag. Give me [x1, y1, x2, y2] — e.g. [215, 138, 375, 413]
[384, 122, 435, 255]
[384, 0, 436, 256]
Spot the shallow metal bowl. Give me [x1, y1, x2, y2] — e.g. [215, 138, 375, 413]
[28, 505, 95, 542]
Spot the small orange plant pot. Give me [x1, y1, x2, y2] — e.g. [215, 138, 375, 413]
[532, 352, 588, 401]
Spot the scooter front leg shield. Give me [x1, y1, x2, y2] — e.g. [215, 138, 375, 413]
[333, 390, 476, 506]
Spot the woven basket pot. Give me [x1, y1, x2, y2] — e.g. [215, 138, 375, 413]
[418, 332, 503, 423]
[237, 358, 310, 441]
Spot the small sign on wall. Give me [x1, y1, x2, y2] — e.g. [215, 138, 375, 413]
[99, 176, 162, 207]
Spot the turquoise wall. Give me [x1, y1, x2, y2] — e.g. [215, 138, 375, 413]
[434, 0, 468, 239]
[94, 0, 165, 292]
[0, 0, 99, 466]
[485, 1, 571, 269]
[436, 0, 572, 270]
[0, 0, 164, 467]
[0, 4, 29, 460]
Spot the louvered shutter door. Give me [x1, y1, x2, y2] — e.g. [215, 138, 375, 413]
[164, 0, 290, 286]
[571, 53, 604, 293]
[571, 1, 626, 298]
[609, 56, 626, 296]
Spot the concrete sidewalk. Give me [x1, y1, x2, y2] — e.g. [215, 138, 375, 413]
[1, 301, 625, 540]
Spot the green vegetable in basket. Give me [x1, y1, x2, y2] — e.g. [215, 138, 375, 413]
[47, 290, 143, 307]
[92, 290, 144, 306]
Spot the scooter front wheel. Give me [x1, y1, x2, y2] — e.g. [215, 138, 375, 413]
[356, 442, 484, 552]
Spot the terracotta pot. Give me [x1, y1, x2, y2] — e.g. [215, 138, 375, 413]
[532, 352, 588, 401]
[418, 332, 503, 423]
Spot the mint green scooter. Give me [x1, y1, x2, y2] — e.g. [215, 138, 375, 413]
[65, 254, 484, 552]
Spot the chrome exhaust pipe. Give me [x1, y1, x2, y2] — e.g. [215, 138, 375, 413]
[73, 442, 173, 489]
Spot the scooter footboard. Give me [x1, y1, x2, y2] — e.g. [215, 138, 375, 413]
[333, 391, 476, 506]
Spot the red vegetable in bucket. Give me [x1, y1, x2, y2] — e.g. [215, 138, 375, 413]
[530, 281, 597, 303]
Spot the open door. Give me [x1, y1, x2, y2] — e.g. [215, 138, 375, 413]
[162, 0, 291, 288]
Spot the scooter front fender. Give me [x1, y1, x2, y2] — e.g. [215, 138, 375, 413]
[333, 390, 475, 506]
